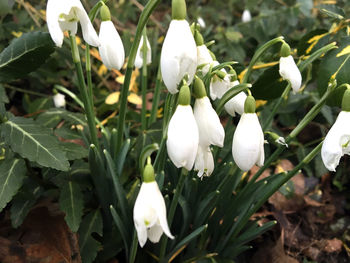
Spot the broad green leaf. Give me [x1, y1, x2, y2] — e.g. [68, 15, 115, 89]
[1, 116, 70, 171]
[61, 142, 88, 160]
[0, 32, 55, 83]
[36, 108, 86, 128]
[0, 85, 9, 103]
[79, 209, 103, 263]
[0, 157, 26, 212]
[0, 0, 14, 16]
[59, 180, 84, 232]
[318, 37, 350, 106]
[10, 180, 42, 228]
[55, 126, 82, 140]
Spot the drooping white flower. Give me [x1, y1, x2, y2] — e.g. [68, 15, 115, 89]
[133, 181, 174, 247]
[210, 62, 230, 100]
[98, 20, 125, 70]
[135, 35, 152, 69]
[197, 44, 214, 76]
[194, 145, 214, 177]
[53, 93, 66, 108]
[232, 113, 265, 171]
[224, 80, 247, 117]
[167, 105, 199, 170]
[279, 55, 302, 93]
[46, 0, 100, 47]
[197, 17, 206, 28]
[160, 20, 197, 94]
[321, 111, 350, 171]
[242, 9, 252, 23]
[194, 96, 225, 147]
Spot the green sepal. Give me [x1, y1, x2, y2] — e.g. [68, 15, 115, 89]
[228, 69, 238, 82]
[194, 30, 204, 46]
[143, 163, 155, 183]
[341, 86, 350, 112]
[193, 76, 207, 99]
[172, 0, 187, 20]
[280, 42, 291, 57]
[178, 84, 191, 105]
[244, 95, 256, 113]
[100, 4, 111, 21]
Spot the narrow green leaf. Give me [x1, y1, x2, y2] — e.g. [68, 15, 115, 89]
[1, 116, 70, 171]
[116, 139, 131, 176]
[0, 85, 9, 103]
[0, 32, 55, 83]
[110, 205, 130, 256]
[0, 158, 26, 212]
[139, 143, 159, 173]
[59, 181, 84, 232]
[79, 209, 103, 263]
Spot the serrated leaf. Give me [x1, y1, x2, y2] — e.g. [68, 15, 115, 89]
[36, 108, 86, 128]
[61, 142, 88, 160]
[0, 158, 26, 212]
[0, 85, 9, 103]
[79, 209, 103, 263]
[10, 180, 42, 228]
[59, 181, 84, 232]
[1, 116, 70, 171]
[0, 31, 55, 83]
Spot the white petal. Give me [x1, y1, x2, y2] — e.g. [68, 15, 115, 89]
[197, 17, 206, 28]
[194, 145, 214, 177]
[147, 224, 164, 243]
[167, 105, 199, 170]
[99, 21, 125, 70]
[209, 62, 230, 100]
[46, 0, 68, 47]
[279, 56, 302, 93]
[194, 97, 225, 147]
[242, 9, 252, 23]
[161, 20, 197, 94]
[321, 111, 350, 171]
[224, 80, 247, 116]
[232, 113, 265, 171]
[53, 93, 66, 108]
[75, 3, 100, 46]
[197, 45, 213, 76]
[135, 36, 152, 68]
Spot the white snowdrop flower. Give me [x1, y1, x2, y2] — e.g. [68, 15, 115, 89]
[279, 42, 302, 93]
[98, 6, 125, 70]
[53, 93, 66, 108]
[224, 80, 247, 117]
[167, 85, 199, 170]
[197, 17, 206, 28]
[197, 44, 214, 76]
[210, 62, 230, 100]
[46, 0, 100, 47]
[232, 96, 264, 171]
[160, 19, 197, 94]
[135, 34, 152, 69]
[321, 111, 350, 171]
[194, 145, 214, 178]
[133, 163, 174, 247]
[242, 9, 252, 23]
[194, 96, 225, 147]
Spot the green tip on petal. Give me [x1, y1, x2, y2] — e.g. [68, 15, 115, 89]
[143, 163, 155, 183]
[193, 76, 207, 99]
[172, 0, 187, 20]
[100, 4, 111, 21]
[178, 84, 191, 105]
[280, 42, 291, 57]
[194, 30, 204, 46]
[244, 95, 256, 113]
[341, 85, 350, 112]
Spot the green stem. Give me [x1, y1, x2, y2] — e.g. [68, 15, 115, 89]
[116, 0, 161, 153]
[69, 34, 99, 149]
[159, 168, 188, 259]
[141, 28, 148, 131]
[242, 36, 284, 84]
[149, 65, 163, 126]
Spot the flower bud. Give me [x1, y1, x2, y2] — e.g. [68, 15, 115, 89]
[244, 95, 256, 113]
[172, 0, 187, 20]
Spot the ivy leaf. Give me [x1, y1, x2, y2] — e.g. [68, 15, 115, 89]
[79, 209, 103, 263]
[0, 32, 55, 83]
[59, 180, 84, 232]
[0, 158, 26, 212]
[0, 116, 70, 171]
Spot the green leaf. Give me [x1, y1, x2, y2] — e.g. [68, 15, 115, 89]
[79, 209, 103, 263]
[0, 32, 55, 83]
[10, 180, 42, 228]
[1, 116, 70, 171]
[0, 0, 14, 16]
[0, 85, 9, 103]
[61, 142, 88, 160]
[59, 180, 84, 232]
[36, 108, 86, 128]
[0, 158, 26, 212]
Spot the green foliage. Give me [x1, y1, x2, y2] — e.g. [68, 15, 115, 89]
[0, 32, 55, 83]
[0, 157, 26, 212]
[0, 116, 70, 171]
